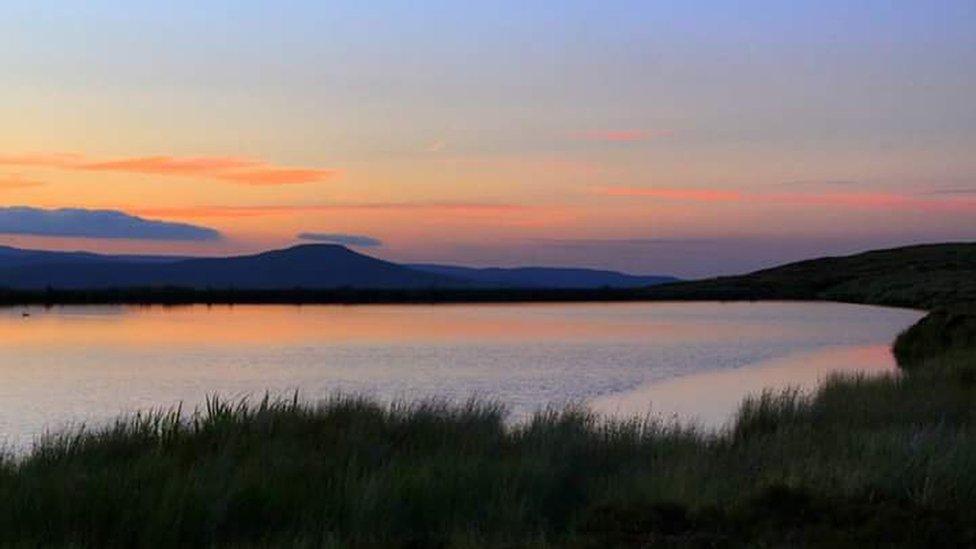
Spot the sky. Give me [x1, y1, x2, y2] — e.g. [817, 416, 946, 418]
[1, 1, 974, 277]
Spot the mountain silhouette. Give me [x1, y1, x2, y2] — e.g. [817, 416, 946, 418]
[0, 245, 455, 289]
[0, 244, 675, 289]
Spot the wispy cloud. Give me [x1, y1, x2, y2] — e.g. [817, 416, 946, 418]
[598, 187, 744, 202]
[927, 187, 976, 195]
[298, 232, 383, 247]
[0, 153, 339, 185]
[595, 186, 976, 211]
[132, 202, 533, 218]
[571, 130, 672, 143]
[0, 206, 221, 241]
[774, 180, 860, 188]
[0, 175, 45, 189]
[210, 167, 337, 185]
[131, 202, 568, 229]
[439, 155, 604, 178]
[78, 156, 257, 175]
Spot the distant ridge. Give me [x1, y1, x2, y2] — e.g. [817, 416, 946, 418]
[0, 244, 674, 290]
[409, 264, 677, 288]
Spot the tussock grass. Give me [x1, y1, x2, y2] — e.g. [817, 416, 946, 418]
[1, 343, 975, 546]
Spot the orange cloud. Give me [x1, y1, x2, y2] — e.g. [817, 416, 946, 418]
[596, 186, 976, 212]
[212, 167, 338, 185]
[79, 156, 258, 175]
[0, 153, 338, 185]
[128, 202, 572, 229]
[0, 175, 45, 189]
[440, 155, 605, 179]
[131, 203, 534, 219]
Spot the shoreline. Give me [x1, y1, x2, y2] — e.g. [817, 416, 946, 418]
[0, 287, 935, 311]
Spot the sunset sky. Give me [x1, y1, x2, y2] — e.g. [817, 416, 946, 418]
[2, 1, 975, 276]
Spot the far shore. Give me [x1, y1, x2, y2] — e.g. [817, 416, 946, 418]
[0, 286, 710, 306]
[0, 286, 933, 309]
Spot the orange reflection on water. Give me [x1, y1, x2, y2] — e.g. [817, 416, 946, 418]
[590, 344, 899, 429]
[2, 303, 775, 348]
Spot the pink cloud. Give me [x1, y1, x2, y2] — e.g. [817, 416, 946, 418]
[596, 186, 976, 212]
[129, 202, 570, 229]
[79, 156, 259, 175]
[599, 187, 744, 202]
[0, 152, 338, 185]
[440, 155, 605, 179]
[212, 167, 339, 185]
[131, 202, 535, 219]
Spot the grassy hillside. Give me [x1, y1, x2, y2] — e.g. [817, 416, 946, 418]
[645, 242, 976, 309]
[0, 243, 974, 546]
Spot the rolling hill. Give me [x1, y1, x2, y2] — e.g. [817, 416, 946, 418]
[644, 242, 976, 309]
[0, 244, 675, 290]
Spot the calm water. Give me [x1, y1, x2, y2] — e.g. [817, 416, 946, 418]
[0, 302, 922, 451]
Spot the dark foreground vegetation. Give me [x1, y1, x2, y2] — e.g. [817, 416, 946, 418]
[0, 369, 973, 548]
[1, 242, 975, 546]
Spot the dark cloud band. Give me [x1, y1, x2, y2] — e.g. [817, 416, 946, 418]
[0, 207, 221, 241]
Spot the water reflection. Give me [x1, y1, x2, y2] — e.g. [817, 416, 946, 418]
[590, 344, 899, 428]
[0, 302, 922, 452]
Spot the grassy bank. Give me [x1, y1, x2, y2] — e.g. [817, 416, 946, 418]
[1, 242, 975, 546]
[1, 354, 975, 547]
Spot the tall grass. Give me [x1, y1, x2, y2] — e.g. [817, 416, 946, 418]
[1, 341, 975, 547]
